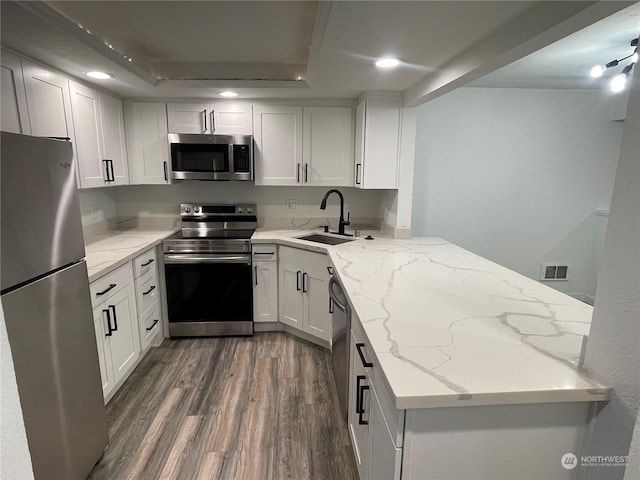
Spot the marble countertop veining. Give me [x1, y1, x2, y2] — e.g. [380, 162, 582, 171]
[84, 228, 179, 282]
[253, 230, 610, 409]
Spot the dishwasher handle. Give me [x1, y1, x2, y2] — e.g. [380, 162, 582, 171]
[328, 276, 347, 312]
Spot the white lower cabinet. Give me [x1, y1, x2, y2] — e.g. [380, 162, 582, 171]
[253, 245, 278, 323]
[133, 247, 162, 351]
[278, 246, 331, 342]
[92, 280, 140, 402]
[368, 385, 402, 480]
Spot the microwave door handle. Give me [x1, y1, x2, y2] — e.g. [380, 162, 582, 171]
[228, 144, 234, 173]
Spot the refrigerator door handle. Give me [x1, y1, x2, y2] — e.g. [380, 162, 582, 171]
[103, 309, 112, 336]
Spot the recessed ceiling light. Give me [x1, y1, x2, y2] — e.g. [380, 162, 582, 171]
[86, 71, 114, 80]
[375, 57, 401, 68]
[219, 91, 239, 98]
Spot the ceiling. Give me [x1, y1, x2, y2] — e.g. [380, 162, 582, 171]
[1, 1, 637, 102]
[471, 2, 640, 89]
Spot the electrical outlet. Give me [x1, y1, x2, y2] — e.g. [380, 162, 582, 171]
[285, 199, 298, 212]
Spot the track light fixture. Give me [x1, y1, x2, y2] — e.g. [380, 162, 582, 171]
[590, 37, 638, 93]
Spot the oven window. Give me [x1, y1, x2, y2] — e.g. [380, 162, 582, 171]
[165, 262, 252, 323]
[171, 144, 229, 172]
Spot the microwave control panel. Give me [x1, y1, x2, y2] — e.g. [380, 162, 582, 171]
[233, 144, 251, 173]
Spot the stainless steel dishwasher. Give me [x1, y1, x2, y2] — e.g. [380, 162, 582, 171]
[329, 273, 350, 422]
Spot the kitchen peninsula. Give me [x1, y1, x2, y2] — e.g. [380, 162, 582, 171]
[254, 230, 610, 480]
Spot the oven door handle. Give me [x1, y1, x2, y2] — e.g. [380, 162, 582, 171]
[163, 254, 252, 265]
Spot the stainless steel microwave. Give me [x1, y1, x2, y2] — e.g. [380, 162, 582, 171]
[168, 134, 254, 181]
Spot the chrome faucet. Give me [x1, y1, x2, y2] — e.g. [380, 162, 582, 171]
[320, 189, 352, 236]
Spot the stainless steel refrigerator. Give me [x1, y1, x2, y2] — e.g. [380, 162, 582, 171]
[1, 132, 108, 480]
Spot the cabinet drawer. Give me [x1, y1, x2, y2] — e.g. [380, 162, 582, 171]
[133, 248, 157, 278]
[139, 301, 161, 351]
[352, 314, 404, 447]
[90, 262, 134, 309]
[135, 267, 159, 314]
[252, 244, 278, 262]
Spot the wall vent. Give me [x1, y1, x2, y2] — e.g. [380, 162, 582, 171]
[540, 264, 569, 281]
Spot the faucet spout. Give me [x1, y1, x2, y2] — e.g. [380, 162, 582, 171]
[319, 189, 351, 236]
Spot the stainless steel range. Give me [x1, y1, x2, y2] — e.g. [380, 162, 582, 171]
[163, 203, 257, 337]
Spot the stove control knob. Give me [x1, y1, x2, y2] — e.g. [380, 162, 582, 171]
[194, 207, 200, 213]
[247, 207, 254, 214]
[184, 207, 191, 213]
[238, 207, 245, 213]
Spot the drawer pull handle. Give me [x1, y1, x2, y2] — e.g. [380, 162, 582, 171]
[327, 266, 334, 275]
[96, 283, 117, 296]
[356, 343, 373, 367]
[141, 259, 155, 267]
[358, 384, 369, 425]
[143, 285, 156, 295]
[253, 252, 274, 255]
[146, 319, 159, 331]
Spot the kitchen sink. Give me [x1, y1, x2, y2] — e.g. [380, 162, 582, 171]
[297, 234, 355, 245]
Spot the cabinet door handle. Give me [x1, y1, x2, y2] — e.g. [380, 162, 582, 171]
[296, 271, 301, 291]
[356, 374, 366, 414]
[143, 285, 156, 295]
[210, 110, 215, 132]
[163, 161, 168, 182]
[302, 272, 308, 293]
[356, 343, 373, 367]
[203, 109, 207, 132]
[96, 283, 117, 296]
[103, 159, 110, 181]
[109, 305, 118, 332]
[296, 163, 301, 183]
[254, 265, 258, 286]
[358, 384, 370, 425]
[141, 259, 155, 267]
[146, 319, 159, 331]
[103, 309, 112, 337]
[109, 160, 116, 181]
[103, 159, 115, 182]
[304, 163, 308, 183]
[355, 163, 362, 185]
[329, 297, 334, 314]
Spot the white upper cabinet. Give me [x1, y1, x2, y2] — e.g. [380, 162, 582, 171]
[303, 106, 354, 186]
[167, 102, 252, 135]
[354, 94, 401, 189]
[125, 102, 170, 185]
[22, 60, 74, 140]
[254, 105, 303, 186]
[254, 104, 355, 187]
[69, 81, 129, 188]
[0, 51, 30, 134]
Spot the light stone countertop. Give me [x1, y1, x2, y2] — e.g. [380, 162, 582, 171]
[254, 229, 610, 410]
[84, 227, 179, 282]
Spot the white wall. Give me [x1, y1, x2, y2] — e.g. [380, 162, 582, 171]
[583, 66, 639, 479]
[411, 87, 623, 298]
[0, 303, 34, 479]
[111, 183, 385, 229]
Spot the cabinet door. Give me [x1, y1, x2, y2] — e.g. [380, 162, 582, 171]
[105, 284, 140, 385]
[369, 385, 402, 480]
[126, 102, 170, 184]
[1, 51, 30, 134]
[303, 106, 354, 186]
[303, 266, 331, 341]
[349, 331, 371, 480]
[22, 61, 74, 139]
[210, 102, 253, 135]
[279, 262, 304, 328]
[254, 262, 278, 323]
[93, 306, 115, 400]
[99, 93, 129, 185]
[69, 81, 107, 188]
[167, 103, 210, 133]
[253, 105, 302, 185]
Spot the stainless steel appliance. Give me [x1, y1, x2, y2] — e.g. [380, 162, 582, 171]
[163, 203, 257, 337]
[168, 133, 253, 181]
[329, 272, 351, 421]
[0, 132, 108, 480]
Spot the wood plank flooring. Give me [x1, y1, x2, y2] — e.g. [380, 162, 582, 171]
[88, 332, 358, 480]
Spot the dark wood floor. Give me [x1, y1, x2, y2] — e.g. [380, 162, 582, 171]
[88, 332, 358, 480]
